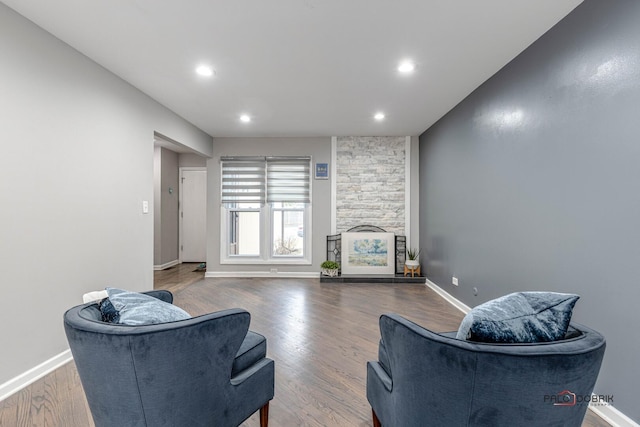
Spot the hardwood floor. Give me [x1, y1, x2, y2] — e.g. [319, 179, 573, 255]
[153, 262, 206, 293]
[0, 263, 610, 426]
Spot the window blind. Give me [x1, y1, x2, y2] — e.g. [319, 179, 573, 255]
[220, 158, 266, 205]
[221, 156, 310, 205]
[266, 157, 311, 203]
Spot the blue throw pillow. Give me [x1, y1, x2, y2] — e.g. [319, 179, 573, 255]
[456, 292, 579, 343]
[100, 288, 191, 325]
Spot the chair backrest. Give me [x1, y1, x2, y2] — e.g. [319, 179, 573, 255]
[379, 313, 605, 427]
[64, 294, 252, 427]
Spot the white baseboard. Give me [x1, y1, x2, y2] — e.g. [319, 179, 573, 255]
[0, 350, 72, 402]
[425, 278, 637, 427]
[425, 278, 472, 314]
[153, 259, 180, 271]
[205, 270, 320, 279]
[590, 405, 640, 427]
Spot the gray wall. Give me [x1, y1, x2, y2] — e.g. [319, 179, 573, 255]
[207, 137, 331, 273]
[154, 147, 162, 264]
[153, 148, 180, 266]
[0, 3, 211, 387]
[179, 153, 207, 168]
[161, 149, 179, 264]
[419, 0, 640, 421]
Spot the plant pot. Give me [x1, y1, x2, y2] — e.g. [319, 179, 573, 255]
[321, 268, 339, 277]
[405, 259, 420, 267]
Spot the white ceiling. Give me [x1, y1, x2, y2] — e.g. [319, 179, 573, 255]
[3, 0, 582, 138]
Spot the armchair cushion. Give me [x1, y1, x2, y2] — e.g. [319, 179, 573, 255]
[456, 291, 579, 343]
[232, 331, 267, 376]
[101, 288, 191, 325]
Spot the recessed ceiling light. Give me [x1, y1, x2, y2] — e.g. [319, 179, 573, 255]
[398, 61, 415, 73]
[240, 114, 251, 123]
[195, 65, 214, 77]
[374, 112, 385, 121]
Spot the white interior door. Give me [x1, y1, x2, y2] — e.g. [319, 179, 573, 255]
[180, 168, 207, 262]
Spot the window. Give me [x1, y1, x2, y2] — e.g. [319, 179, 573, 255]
[272, 202, 305, 257]
[227, 203, 261, 256]
[221, 156, 311, 264]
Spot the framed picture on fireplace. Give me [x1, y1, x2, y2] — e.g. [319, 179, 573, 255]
[341, 232, 395, 276]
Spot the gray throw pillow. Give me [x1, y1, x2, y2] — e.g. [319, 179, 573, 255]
[102, 288, 191, 325]
[456, 291, 579, 343]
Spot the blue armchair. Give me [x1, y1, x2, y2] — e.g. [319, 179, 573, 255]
[367, 313, 605, 427]
[64, 290, 274, 427]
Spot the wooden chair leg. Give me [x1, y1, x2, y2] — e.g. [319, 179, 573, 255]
[372, 408, 381, 427]
[259, 402, 269, 427]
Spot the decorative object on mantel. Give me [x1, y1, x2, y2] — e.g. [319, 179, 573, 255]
[404, 247, 421, 277]
[321, 260, 340, 277]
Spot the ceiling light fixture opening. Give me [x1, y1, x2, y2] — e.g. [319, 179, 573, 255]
[240, 114, 251, 123]
[196, 65, 214, 77]
[398, 61, 415, 73]
[374, 112, 385, 121]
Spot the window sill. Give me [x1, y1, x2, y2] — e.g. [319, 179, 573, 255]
[220, 257, 312, 266]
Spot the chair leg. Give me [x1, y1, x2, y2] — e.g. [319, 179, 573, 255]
[259, 402, 269, 427]
[372, 408, 381, 427]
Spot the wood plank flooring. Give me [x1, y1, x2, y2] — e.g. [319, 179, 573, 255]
[0, 263, 610, 426]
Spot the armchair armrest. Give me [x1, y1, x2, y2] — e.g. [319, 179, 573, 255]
[142, 289, 173, 304]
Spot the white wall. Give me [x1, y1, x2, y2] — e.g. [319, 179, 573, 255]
[409, 136, 420, 250]
[0, 4, 212, 388]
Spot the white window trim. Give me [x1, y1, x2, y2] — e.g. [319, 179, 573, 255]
[219, 204, 312, 265]
[219, 156, 312, 265]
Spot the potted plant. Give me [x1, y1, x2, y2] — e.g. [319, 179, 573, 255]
[321, 260, 340, 277]
[406, 248, 421, 267]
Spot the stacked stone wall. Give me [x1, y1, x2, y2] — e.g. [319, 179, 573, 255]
[336, 136, 405, 235]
